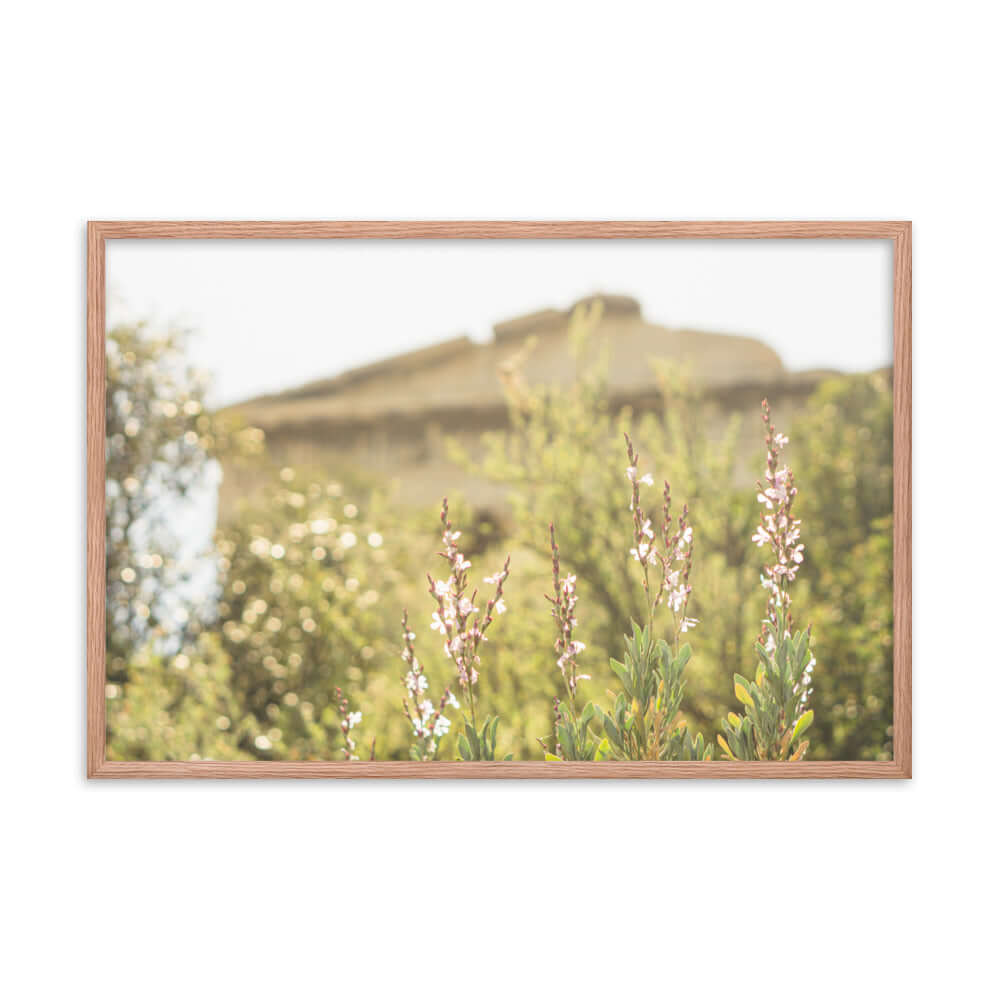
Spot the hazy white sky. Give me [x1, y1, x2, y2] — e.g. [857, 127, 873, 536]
[107, 239, 893, 407]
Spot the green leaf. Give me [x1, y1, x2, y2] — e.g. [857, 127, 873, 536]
[609, 658, 629, 686]
[457, 732, 472, 761]
[614, 693, 627, 725]
[603, 716, 621, 746]
[734, 679, 754, 708]
[755, 644, 771, 671]
[790, 709, 814, 743]
[674, 644, 692, 671]
[544, 753, 562, 762]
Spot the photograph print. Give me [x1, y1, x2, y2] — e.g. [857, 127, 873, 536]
[95, 227, 905, 772]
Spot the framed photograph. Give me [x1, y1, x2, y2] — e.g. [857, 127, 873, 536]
[87, 221, 911, 778]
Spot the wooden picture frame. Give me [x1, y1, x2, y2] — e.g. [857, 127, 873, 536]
[87, 221, 911, 778]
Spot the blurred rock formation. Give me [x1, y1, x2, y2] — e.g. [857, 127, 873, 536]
[219, 295, 840, 514]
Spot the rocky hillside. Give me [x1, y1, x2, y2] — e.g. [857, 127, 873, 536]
[219, 295, 837, 513]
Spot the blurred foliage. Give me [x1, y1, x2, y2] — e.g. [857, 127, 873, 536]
[793, 372, 894, 760]
[105, 312, 894, 763]
[214, 468, 405, 760]
[107, 634, 256, 761]
[105, 322, 262, 685]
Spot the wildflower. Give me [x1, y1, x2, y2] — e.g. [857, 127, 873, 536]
[400, 609, 458, 761]
[426, 498, 510, 734]
[333, 686, 363, 760]
[404, 670, 428, 694]
[547, 524, 587, 702]
[630, 541, 652, 562]
[754, 399, 806, 636]
[667, 585, 690, 613]
[626, 466, 654, 487]
[679, 617, 699, 633]
[622, 433, 697, 645]
[557, 639, 586, 670]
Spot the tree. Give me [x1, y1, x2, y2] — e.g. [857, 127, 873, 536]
[105, 321, 261, 684]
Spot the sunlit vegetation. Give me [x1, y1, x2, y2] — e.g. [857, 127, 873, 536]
[106, 309, 893, 762]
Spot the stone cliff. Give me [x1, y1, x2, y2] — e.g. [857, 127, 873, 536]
[219, 295, 837, 513]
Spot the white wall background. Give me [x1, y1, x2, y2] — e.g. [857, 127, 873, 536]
[2, 2, 996, 997]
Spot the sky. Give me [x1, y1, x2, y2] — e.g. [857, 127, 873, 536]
[107, 238, 893, 407]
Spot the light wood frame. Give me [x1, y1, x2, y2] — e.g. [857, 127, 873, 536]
[87, 221, 911, 778]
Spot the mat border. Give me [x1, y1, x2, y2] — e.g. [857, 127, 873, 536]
[87, 220, 911, 779]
